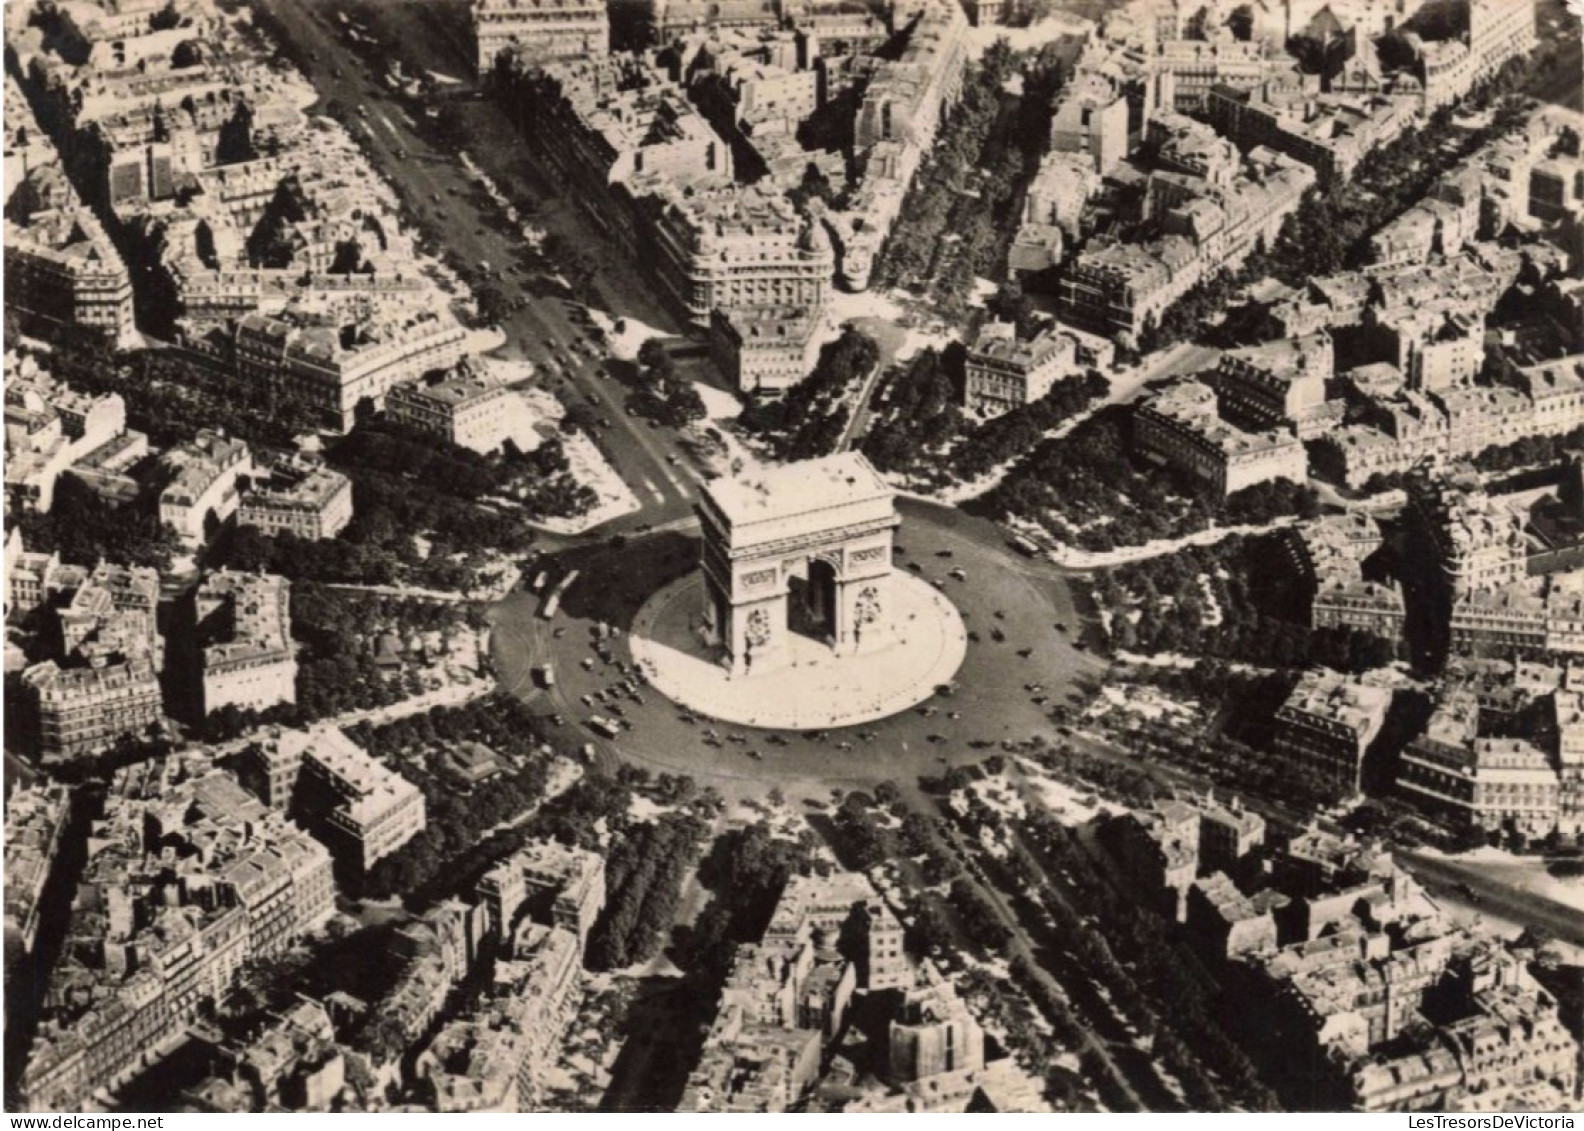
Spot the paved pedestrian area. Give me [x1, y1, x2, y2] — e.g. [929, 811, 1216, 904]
[630, 572, 967, 730]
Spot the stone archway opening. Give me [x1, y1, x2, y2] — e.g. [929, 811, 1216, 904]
[788, 556, 839, 645]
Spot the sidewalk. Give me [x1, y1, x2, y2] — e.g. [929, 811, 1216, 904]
[531, 430, 642, 535]
[325, 562, 520, 603]
[209, 679, 494, 757]
[1020, 515, 1304, 571]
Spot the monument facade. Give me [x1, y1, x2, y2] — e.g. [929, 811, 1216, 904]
[697, 453, 899, 677]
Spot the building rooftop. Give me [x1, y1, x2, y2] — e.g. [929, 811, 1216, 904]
[301, 728, 421, 826]
[1278, 668, 1393, 739]
[197, 569, 294, 672]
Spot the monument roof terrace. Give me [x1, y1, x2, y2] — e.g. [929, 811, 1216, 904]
[701, 452, 895, 551]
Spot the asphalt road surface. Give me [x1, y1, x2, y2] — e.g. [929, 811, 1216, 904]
[490, 499, 1105, 801]
[259, 0, 704, 533]
[1400, 850, 1584, 948]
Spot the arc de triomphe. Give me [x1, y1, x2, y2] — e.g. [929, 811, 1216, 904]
[696, 453, 899, 677]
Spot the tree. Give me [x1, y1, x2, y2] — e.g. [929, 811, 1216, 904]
[906, 896, 953, 955]
[741, 328, 879, 459]
[149, 0, 181, 30]
[330, 238, 366, 275]
[171, 39, 204, 68]
[216, 101, 257, 165]
[948, 878, 1011, 951]
[473, 284, 512, 327]
[659, 378, 706, 427]
[986, 280, 1041, 340]
[587, 810, 709, 971]
[246, 176, 309, 267]
[18, 476, 179, 571]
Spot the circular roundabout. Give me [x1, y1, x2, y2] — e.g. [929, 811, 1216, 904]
[492, 499, 1108, 792]
[629, 570, 968, 731]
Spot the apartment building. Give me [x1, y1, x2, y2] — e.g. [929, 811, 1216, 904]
[2, 85, 136, 344]
[1399, 691, 1559, 838]
[709, 305, 823, 393]
[3, 783, 72, 962]
[476, 838, 608, 946]
[238, 456, 354, 542]
[1205, 82, 1419, 182]
[296, 728, 426, 873]
[159, 430, 257, 551]
[195, 569, 299, 718]
[1059, 147, 1315, 339]
[473, 0, 609, 73]
[417, 925, 583, 1111]
[1409, 476, 1529, 599]
[1214, 333, 1335, 439]
[386, 368, 518, 453]
[19, 762, 335, 1112]
[22, 657, 164, 763]
[1133, 379, 1309, 498]
[4, 353, 128, 514]
[229, 310, 470, 434]
[963, 320, 1084, 418]
[58, 561, 163, 670]
[1272, 668, 1393, 797]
